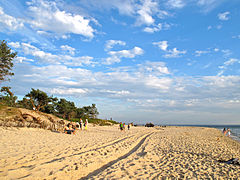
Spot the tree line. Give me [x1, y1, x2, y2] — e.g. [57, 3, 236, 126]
[0, 40, 99, 121]
[0, 87, 99, 120]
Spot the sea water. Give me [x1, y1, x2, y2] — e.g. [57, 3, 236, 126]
[180, 125, 240, 142]
[213, 125, 240, 142]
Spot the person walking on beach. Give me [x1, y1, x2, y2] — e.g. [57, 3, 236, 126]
[128, 124, 130, 130]
[84, 119, 88, 130]
[80, 118, 83, 130]
[119, 122, 123, 131]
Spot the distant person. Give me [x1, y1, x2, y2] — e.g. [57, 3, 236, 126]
[76, 121, 80, 129]
[85, 119, 88, 130]
[128, 124, 130, 130]
[227, 128, 231, 137]
[119, 122, 123, 131]
[123, 123, 126, 131]
[80, 118, 83, 130]
[224, 128, 228, 136]
[223, 128, 226, 134]
[64, 123, 75, 135]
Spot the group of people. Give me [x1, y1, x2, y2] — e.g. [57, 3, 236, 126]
[223, 128, 231, 137]
[64, 118, 88, 135]
[75, 118, 88, 130]
[119, 122, 131, 131]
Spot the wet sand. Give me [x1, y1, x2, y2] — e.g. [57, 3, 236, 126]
[0, 125, 240, 179]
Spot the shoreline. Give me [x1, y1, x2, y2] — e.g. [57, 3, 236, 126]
[1, 125, 240, 179]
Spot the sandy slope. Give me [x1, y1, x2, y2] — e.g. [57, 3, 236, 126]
[0, 125, 239, 179]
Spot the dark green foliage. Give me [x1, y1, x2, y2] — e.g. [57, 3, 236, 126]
[82, 104, 99, 119]
[56, 98, 76, 120]
[25, 88, 56, 111]
[1, 87, 112, 125]
[0, 86, 17, 107]
[0, 40, 17, 82]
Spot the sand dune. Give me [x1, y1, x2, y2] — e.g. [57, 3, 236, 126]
[0, 125, 239, 179]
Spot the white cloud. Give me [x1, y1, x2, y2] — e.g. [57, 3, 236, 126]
[197, 0, 226, 12]
[207, 26, 212, 30]
[108, 47, 144, 58]
[221, 49, 232, 57]
[100, 89, 130, 97]
[50, 88, 88, 95]
[136, 0, 158, 26]
[15, 56, 34, 63]
[9, 41, 95, 66]
[164, 48, 187, 58]
[0, 7, 24, 31]
[139, 61, 170, 75]
[218, 58, 239, 76]
[145, 75, 172, 90]
[143, 23, 171, 33]
[64, 56, 95, 67]
[153, 41, 186, 58]
[105, 40, 126, 51]
[224, 58, 238, 66]
[153, 41, 168, 51]
[195, 50, 209, 56]
[8, 42, 21, 48]
[104, 47, 144, 65]
[27, 0, 95, 38]
[166, 0, 185, 9]
[60, 45, 75, 55]
[232, 35, 240, 39]
[218, 11, 230, 21]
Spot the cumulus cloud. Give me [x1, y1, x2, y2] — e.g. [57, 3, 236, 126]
[108, 47, 144, 58]
[145, 76, 172, 90]
[27, 0, 95, 38]
[0, 7, 24, 31]
[60, 45, 75, 55]
[153, 41, 168, 51]
[9, 41, 95, 66]
[138, 61, 170, 75]
[218, 11, 230, 21]
[105, 40, 126, 51]
[143, 23, 171, 33]
[104, 47, 144, 65]
[153, 41, 186, 58]
[136, 0, 158, 26]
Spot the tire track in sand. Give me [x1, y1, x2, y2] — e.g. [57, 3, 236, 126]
[80, 132, 154, 179]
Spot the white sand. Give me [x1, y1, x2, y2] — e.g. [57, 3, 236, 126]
[0, 125, 239, 179]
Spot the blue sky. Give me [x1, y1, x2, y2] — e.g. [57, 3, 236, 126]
[1, 0, 240, 125]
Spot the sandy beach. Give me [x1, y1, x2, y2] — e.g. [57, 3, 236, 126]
[0, 125, 240, 179]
